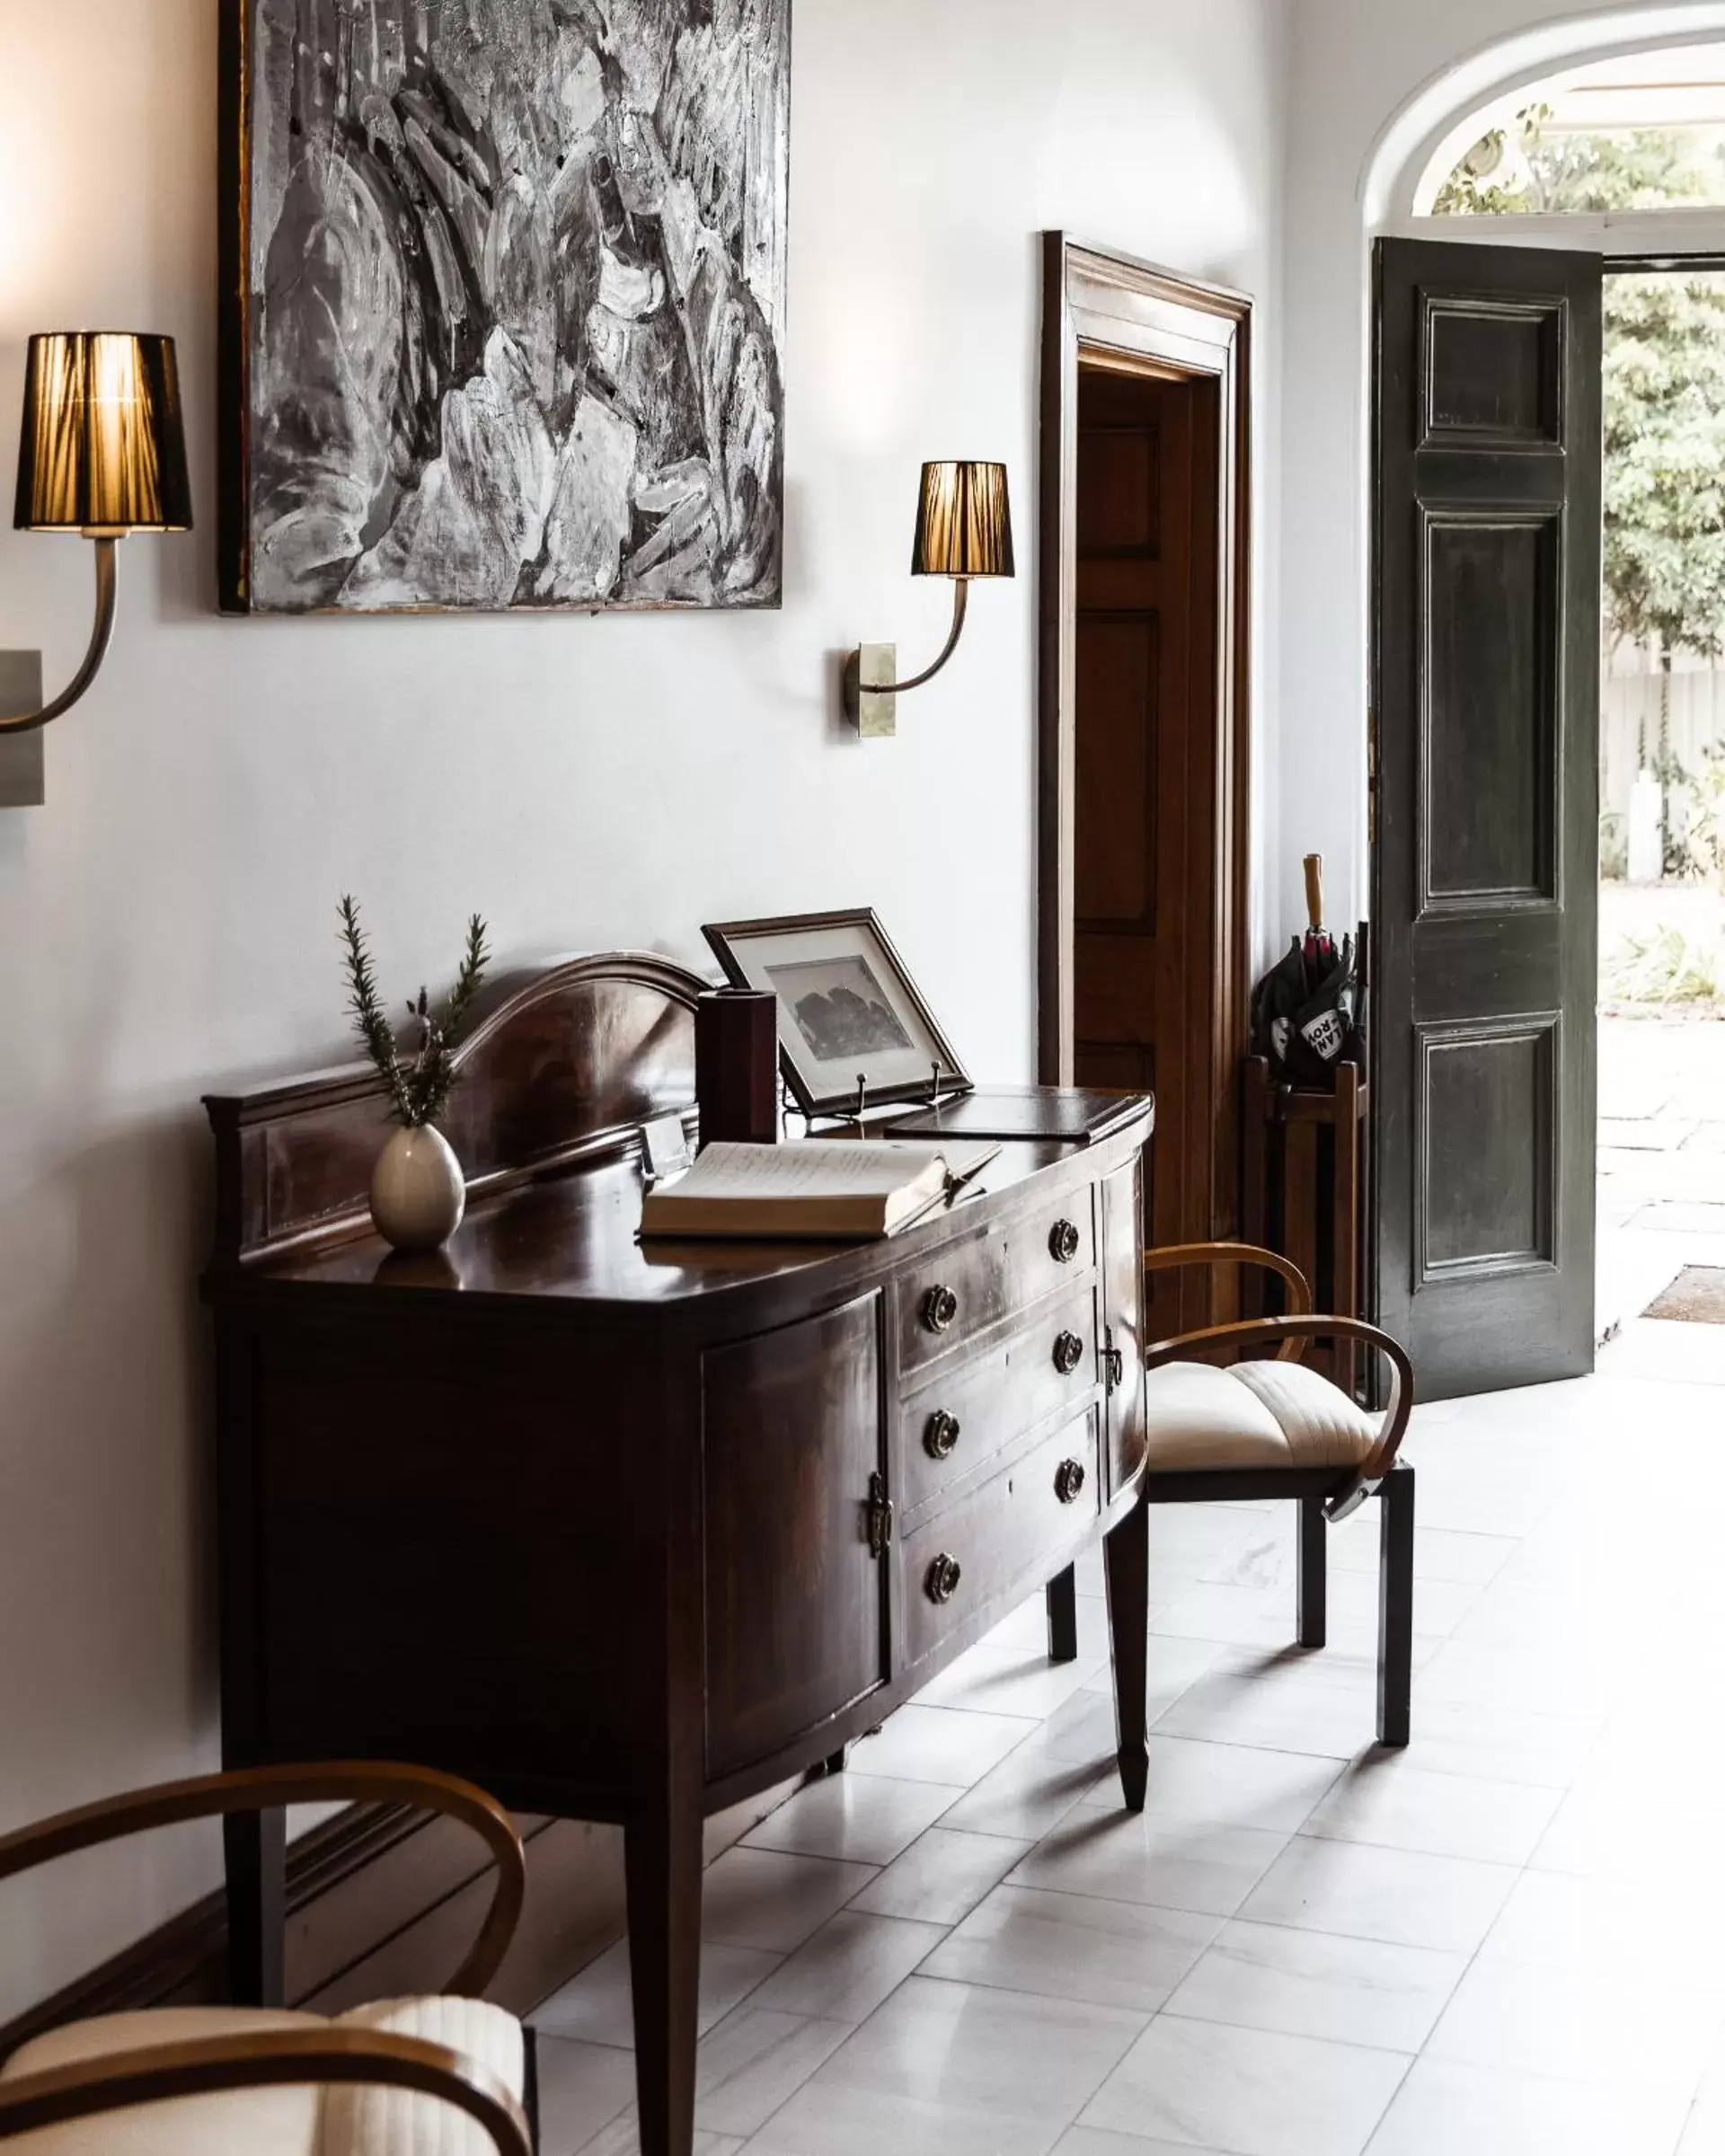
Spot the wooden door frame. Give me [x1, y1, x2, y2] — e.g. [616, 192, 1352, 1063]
[1038, 234, 1253, 1243]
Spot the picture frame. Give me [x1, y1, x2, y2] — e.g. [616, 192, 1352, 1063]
[703, 910, 972, 1118]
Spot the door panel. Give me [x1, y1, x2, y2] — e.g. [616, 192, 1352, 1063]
[1074, 367, 1219, 1334]
[1373, 240, 1601, 1400]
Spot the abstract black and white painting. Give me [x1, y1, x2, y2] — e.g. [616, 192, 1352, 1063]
[220, 0, 789, 614]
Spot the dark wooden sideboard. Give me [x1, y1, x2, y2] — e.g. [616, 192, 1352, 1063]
[202, 953, 1155, 2156]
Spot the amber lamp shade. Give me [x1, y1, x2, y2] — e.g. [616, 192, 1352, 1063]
[911, 460, 1014, 580]
[13, 332, 192, 536]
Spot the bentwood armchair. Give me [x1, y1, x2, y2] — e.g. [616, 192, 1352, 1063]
[1138, 1242, 1416, 1746]
[0, 1763, 533, 2156]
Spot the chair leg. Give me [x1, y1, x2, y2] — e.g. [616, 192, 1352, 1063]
[1046, 1565, 1079, 1663]
[1297, 1496, 1327, 1649]
[1376, 1463, 1415, 1748]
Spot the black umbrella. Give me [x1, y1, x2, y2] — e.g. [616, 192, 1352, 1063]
[1251, 854, 1362, 1087]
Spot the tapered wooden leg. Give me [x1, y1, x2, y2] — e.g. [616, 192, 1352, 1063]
[1104, 1495, 1150, 1812]
[1297, 1496, 1327, 1649]
[1377, 1465, 1415, 1748]
[1046, 1564, 1079, 1663]
[224, 1807, 286, 2006]
[625, 1798, 703, 2156]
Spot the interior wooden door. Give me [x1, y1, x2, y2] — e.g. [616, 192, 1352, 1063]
[1073, 365, 1219, 1335]
[1372, 238, 1603, 1400]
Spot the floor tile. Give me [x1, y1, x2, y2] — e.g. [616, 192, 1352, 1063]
[1238, 1836, 1517, 1954]
[579, 2121, 741, 2156]
[1477, 1867, 1725, 1981]
[533, 2035, 639, 2156]
[535, 1939, 782, 2049]
[1152, 1667, 1372, 1759]
[1164, 1919, 1469, 2054]
[1302, 1756, 1561, 1866]
[1054, 2130, 1229, 2156]
[748, 1975, 1146, 2156]
[848, 1825, 1030, 1925]
[1424, 1952, 1725, 2088]
[922, 1883, 1220, 2012]
[936, 1738, 1110, 1841]
[1081, 1633, 1225, 1710]
[1010, 1807, 1290, 1917]
[701, 1848, 879, 1953]
[920, 1640, 1104, 1719]
[746, 1911, 947, 2023]
[1078, 1734, 1342, 1834]
[688, 2006, 854, 2137]
[1365, 2056, 1694, 2155]
[1080, 2012, 1410, 2155]
[1397, 1690, 1600, 1789]
[742, 1776, 963, 1866]
[847, 1703, 1038, 1787]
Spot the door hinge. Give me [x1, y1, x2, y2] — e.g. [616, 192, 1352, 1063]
[1367, 709, 1380, 849]
[1103, 1326, 1126, 1394]
[866, 1471, 894, 1559]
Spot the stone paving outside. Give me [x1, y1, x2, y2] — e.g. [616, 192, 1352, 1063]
[1597, 1010, 1725, 1339]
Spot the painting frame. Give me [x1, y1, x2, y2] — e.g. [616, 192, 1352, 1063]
[217, 0, 790, 617]
[703, 908, 973, 1118]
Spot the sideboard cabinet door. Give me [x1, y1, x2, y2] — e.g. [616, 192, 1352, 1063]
[703, 1294, 889, 1780]
[1102, 1160, 1148, 1494]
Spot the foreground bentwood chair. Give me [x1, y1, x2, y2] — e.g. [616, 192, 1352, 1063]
[1139, 1243, 1416, 1746]
[0, 1763, 532, 2156]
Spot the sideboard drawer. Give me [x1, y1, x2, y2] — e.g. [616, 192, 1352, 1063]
[896, 1187, 1097, 1377]
[898, 1283, 1099, 1521]
[901, 1409, 1101, 1669]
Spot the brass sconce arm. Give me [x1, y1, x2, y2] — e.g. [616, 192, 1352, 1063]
[0, 537, 119, 735]
[864, 578, 970, 698]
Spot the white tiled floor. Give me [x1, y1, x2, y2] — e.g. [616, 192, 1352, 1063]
[534, 1327, 1725, 2155]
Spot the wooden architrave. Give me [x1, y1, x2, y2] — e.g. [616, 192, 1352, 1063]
[1038, 234, 1253, 1250]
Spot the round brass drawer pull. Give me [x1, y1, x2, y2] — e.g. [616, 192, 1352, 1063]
[921, 1286, 960, 1335]
[1054, 1458, 1087, 1506]
[1049, 1218, 1082, 1265]
[924, 1410, 962, 1461]
[1053, 1330, 1086, 1376]
[926, 1553, 963, 1605]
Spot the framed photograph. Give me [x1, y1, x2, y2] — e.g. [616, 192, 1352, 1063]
[703, 910, 972, 1118]
[217, 0, 789, 616]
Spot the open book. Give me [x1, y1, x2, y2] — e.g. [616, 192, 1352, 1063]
[640, 1139, 1000, 1241]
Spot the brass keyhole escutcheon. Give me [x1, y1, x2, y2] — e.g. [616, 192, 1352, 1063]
[926, 1553, 962, 1604]
[1054, 1458, 1087, 1506]
[922, 1286, 959, 1335]
[1053, 1330, 1085, 1376]
[1049, 1218, 1081, 1265]
[924, 1410, 961, 1461]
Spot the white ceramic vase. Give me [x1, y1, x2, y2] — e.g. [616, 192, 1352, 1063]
[369, 1124, 466, 1252]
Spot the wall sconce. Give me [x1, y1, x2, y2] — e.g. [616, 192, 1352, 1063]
[1, 332, 192, 806]
[844, 460, 1014, 738]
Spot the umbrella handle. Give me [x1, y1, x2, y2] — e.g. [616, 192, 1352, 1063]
[1303, 853, 1324, 933]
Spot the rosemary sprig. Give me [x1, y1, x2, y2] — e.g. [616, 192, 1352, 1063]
[338, 898, 491, 1129]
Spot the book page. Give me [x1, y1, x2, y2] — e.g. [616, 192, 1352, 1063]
[663, 1140, 950, 1204]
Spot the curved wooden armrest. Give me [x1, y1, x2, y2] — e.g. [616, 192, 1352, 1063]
[1144, 1241, 1312, 1360]
[0, 1763, 523, 2000]
[1146, 1314, 1414, 1488]
[0, 2028, 530, 2156]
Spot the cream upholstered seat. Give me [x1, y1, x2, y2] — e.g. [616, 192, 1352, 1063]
[0, 1766, 531, 2156]
[0, 2000, 524, 2156]
[1144, 1356, 1379, 1473]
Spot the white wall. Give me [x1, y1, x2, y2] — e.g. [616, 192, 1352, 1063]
[1279, 0, 1725, 942]
[0, 0, 1289, 2022]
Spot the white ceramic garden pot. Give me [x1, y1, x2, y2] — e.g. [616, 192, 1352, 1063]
[369, 1124, 466, 1252]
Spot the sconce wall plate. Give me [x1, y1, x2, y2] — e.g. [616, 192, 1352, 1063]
[854, 644, 898, 739]
[0, 654, 45, 808]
